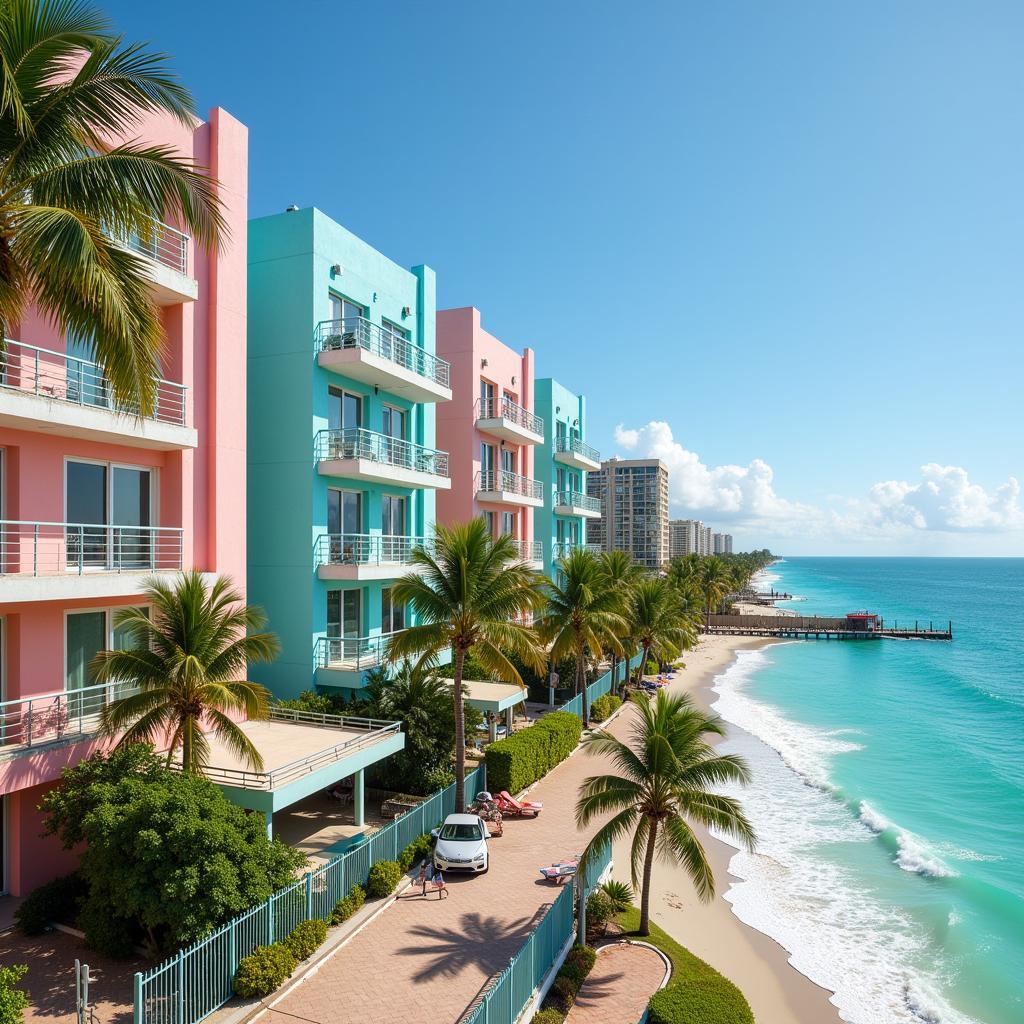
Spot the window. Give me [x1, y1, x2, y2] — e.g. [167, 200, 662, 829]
[380, 320, 407, 362]
[501, 512, 515, 536]
[482, 510, 495, 537]
[328, 387, 361, 431]
[67, 331, 108, 409]
[382, 495, 405, 536]
[480, 379, 495, 417]
[382, 405, 406, 441]
[327, 590, 361, 638]
[501, 448, 516, 474]
[382, 588, 405, 634]
[480, 443, 495, 485]
[66, 606, 147, 711]
[328, 489, 362, 563]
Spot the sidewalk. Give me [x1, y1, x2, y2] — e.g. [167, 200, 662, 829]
[565, 943, 666, 1024]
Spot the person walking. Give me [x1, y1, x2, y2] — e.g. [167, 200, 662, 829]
[416, 858, 432, 897]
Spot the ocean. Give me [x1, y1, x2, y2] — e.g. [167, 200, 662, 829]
[709, 557, 1024, 1024]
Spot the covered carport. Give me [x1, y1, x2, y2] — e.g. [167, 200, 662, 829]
[445, 678, 528, 743]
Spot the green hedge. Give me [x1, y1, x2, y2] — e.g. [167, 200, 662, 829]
[590, 694, 622, 723]
[283, 919, 327, 961]
[15, 872, 86, 935]
[539, 944, 597, 1019]
[484, 711, 582, 793]
[366, 860, 402, 898]
[233, 944, 297, 997]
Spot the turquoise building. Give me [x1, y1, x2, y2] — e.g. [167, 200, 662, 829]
[247, 208, 452, 698]
[533, 378, 601, 578]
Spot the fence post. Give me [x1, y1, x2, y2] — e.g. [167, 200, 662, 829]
[229, 920, 237, 977]
[133, 972, 143, 1024]
[305, 872, 313, 919]
[175, 950, 184, 1024]
[268, 897, 275, 946]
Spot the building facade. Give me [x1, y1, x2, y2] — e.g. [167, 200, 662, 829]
[588, 458, 669, 570]
[247, 208, 450, 699]
[435, 308, 542, 567]
[713, 532, 734, 555]
[533, 379, 601, 577]
[0, 108, 248, 897]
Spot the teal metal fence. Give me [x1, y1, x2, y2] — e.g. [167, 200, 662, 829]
[133, 766, 485, 1024]
[560, 652, 644, 722]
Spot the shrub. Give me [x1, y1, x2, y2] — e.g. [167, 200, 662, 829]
[0, 964, 29, 1024]
[348, 883, 365, 912]
[329, 883, 366, 925]
[233, 944, 297, 998]
[366, 860, 402, 898]
[590, 694, 622, 722]
[547, 975, 577, 1015]
[283, 919, 327, 961]
[484, 711, 582, 793]
[600, 880, 634, 912]
[558, 944, 597, 988]
[645, 659, 659, 675]
[422, 766, 454, 792]
[398, 834, 434, 872]
[15, 872, 86, 935]
[648, 979, 754, 1024]
[532, 1010, 564, 1024]
[585, 890, 615, 940]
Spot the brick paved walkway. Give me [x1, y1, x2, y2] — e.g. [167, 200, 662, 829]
[261, 706, 637, 1024]
[565, 943, 667, 1024]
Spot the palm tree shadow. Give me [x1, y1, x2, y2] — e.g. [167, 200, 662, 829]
[570, 968, 626, 1007]
[394, 907, 550, 982]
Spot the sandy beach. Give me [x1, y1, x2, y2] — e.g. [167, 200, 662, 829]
[611, 633, 843, 1024]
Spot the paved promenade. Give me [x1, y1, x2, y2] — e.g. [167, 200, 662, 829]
[566, 943, 666, 1024]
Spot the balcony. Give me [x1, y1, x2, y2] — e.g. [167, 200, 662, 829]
[552, 541, 602, 561]
[122, 219, 198, 305]
[0, 520, 184, 601]
[315, 428, 451, 491]
[554, 435, 601, 471]
[508, 538, 544, 568]
[475, 470, 544, 508]
[476, 396, 544, 446]
[554, 489, 602, 518]
[0, 339, 195, 450]
[314, 533, 435, 581]
[315, 318, 452, 404]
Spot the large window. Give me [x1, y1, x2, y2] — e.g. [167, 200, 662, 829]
[328, 387, 361, 431]
[65, 606, 147, 710]
[380, 320, 407, 362]
[382, 588, 405, 634]
[328, 590, 361, 639]
[382, 495, 405, 536]
[65, 461, 153, 569]
[501, 511, 515, 536]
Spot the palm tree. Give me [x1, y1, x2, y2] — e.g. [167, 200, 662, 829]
[92, 572, 278, 772]
[629, 578, 695, 686]
[537, 548, 628, 726]
[698, 556, 734, 626]
[386, 519, 546, 811]
[576, 690, 756, 935]
[596, 550, 643, 695]
[0, 0, 225, 415]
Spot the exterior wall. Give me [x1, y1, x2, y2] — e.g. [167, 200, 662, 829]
[588, 459, 669, 570]
[247, 208, 440, 699]
[436, 307, 535, 546]
[0, 106, 248, 896]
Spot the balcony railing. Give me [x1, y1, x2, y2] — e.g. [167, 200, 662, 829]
[552, 541, 602, 561]
[0, 680, 136, 752]
[554, 489, 601, 513]
[315, 317, 451, 389]
[476, 470, 544, 501]
[0, 521, 184, 576]
[315, 428, 450, 478]
[508, 539, 543, 562]
[315, 633, 400, 671]
[0, 339, 188, 425]
[555, 435, 600, 463]
[124, 219, 189, 276]
[478, 395, 544, 436]
[315, 533, 434, 567]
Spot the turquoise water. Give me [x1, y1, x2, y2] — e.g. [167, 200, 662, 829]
[709, 558, 1024, 1024]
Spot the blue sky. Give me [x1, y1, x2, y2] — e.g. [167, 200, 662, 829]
[105, 0, 1024, 555]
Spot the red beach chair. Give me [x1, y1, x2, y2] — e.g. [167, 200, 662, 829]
[497, 790, 543, 817]
[539, 858, 579, 884]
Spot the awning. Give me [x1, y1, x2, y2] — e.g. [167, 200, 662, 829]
[443, 678, 528, 715]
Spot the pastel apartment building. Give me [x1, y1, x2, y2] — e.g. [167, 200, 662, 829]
[247, 209, 450, 699]
[435, 308, 543, 567]
[533, 379, 601, 578]
[0, 108, 248, 897]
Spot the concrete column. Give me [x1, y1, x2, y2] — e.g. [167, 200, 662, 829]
[264, 811, 273, 841]
[488, 715, 497, 743]
[353, 769, 365, 828]
[505, 706, 513, 733]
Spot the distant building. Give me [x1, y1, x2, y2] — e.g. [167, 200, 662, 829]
[669, 518, 702, 557]
[588, 457, 669, 570]
[702, 525, 713, 556]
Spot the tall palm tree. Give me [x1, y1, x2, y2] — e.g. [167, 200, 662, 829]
[629, 578, 694, 685]
[386, 519, 546, 811]
[698, 556, 734, 626]
[93, 572, 278, 772]
[596, 550, 643, 695]
[537, 548, 627, 725]
[0, 0, 225, 415]
[576, 690, 756, 935]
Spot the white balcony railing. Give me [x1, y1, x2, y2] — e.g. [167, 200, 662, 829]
[315, 428, 450, 478]
[552, 541, 602, 561]
[476, 470, 544, 501]
[555, 435, 600, 463]
[478, 395, 544, 437]
[0, 521, 184, 576]
[315, 317, 451, 389]
[0, 339, 188, 425]
[315, 533, 434, 567]
[508, 539, 543, 562]
[124, 219, 189, 276]
[554, 489, 601, 513]
[316, 633, 400, 671]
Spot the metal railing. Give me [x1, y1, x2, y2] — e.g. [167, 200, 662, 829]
[314, 533, 434, 568]
[0, 521, 184, 576]
[315, 428, 450, 479]
[476, 469, 544, 501]
[0, 680, 136, 752]
[551, 541, 602, 561]
[553, 489, 601, 513]
[478, 395, 544, 437]
[315, 317, 450, 389]
[315, 633, 400, 671]
[555, 435, 600, 463]
[509, 538, 543, 562]
[124, 218, 189, 275]
[0, 338, 188, 425]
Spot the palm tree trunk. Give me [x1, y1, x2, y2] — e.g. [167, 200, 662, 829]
[578, 653, 589, 726]
[453, 647, 467, 813]
[642, 644, 652, 682]
[638, 817, 659, 936]
[182, 716, 193, 772]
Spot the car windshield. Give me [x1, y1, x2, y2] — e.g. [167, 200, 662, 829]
[439, 822, 483, 841]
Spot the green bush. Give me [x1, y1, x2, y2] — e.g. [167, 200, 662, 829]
[366, 860, 402, 898]
[283, 919, 327, 961]
[348, 883, 365, 912]
[558, 944, 597, 988]
[648, 980, 754, 1024]
[398, 834, 434, 872]
[0, 964, 29, 1024]
[233, 944, 297, 998]
[532, 1010, 564, 1024]
[645, 659, 659, 675]
[484, 711, 582, 793]
[330, 883, 366, 925]
[15, 872, 86, 935]
[589, 694, 622, 722]
[422, 766, 454, 792]
[547, 975, 577, 1015]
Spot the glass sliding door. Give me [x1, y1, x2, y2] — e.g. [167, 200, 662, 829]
[66, 331, 108, 409]
[112, 467, 152, 569]
[66, 610, 107, 717]
[328, 489, 361, 563]
[66, 461, 107, 569]
[382, 406, 406, 468]
[480, 443, 495, 489]
[382, 588, 405, 634]
[328, 388, 362, 458]
[381, 495, 406, 563]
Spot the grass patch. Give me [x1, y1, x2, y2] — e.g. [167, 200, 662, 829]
[616, 907, 754, 1024]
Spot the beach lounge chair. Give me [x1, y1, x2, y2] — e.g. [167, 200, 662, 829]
[539, 855, 580, 884]
[497, 790, 543, 816]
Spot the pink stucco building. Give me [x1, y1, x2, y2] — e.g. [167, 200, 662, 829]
[0, 107, 248, 897]
[435, 308, 543, 566]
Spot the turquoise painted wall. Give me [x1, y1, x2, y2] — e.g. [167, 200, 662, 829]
[248, 208, 438, 698]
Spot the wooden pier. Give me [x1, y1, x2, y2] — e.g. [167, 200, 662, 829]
[705, 614, 953, 641]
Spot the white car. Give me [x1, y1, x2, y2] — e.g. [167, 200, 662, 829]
[432, 813, 490, 874]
